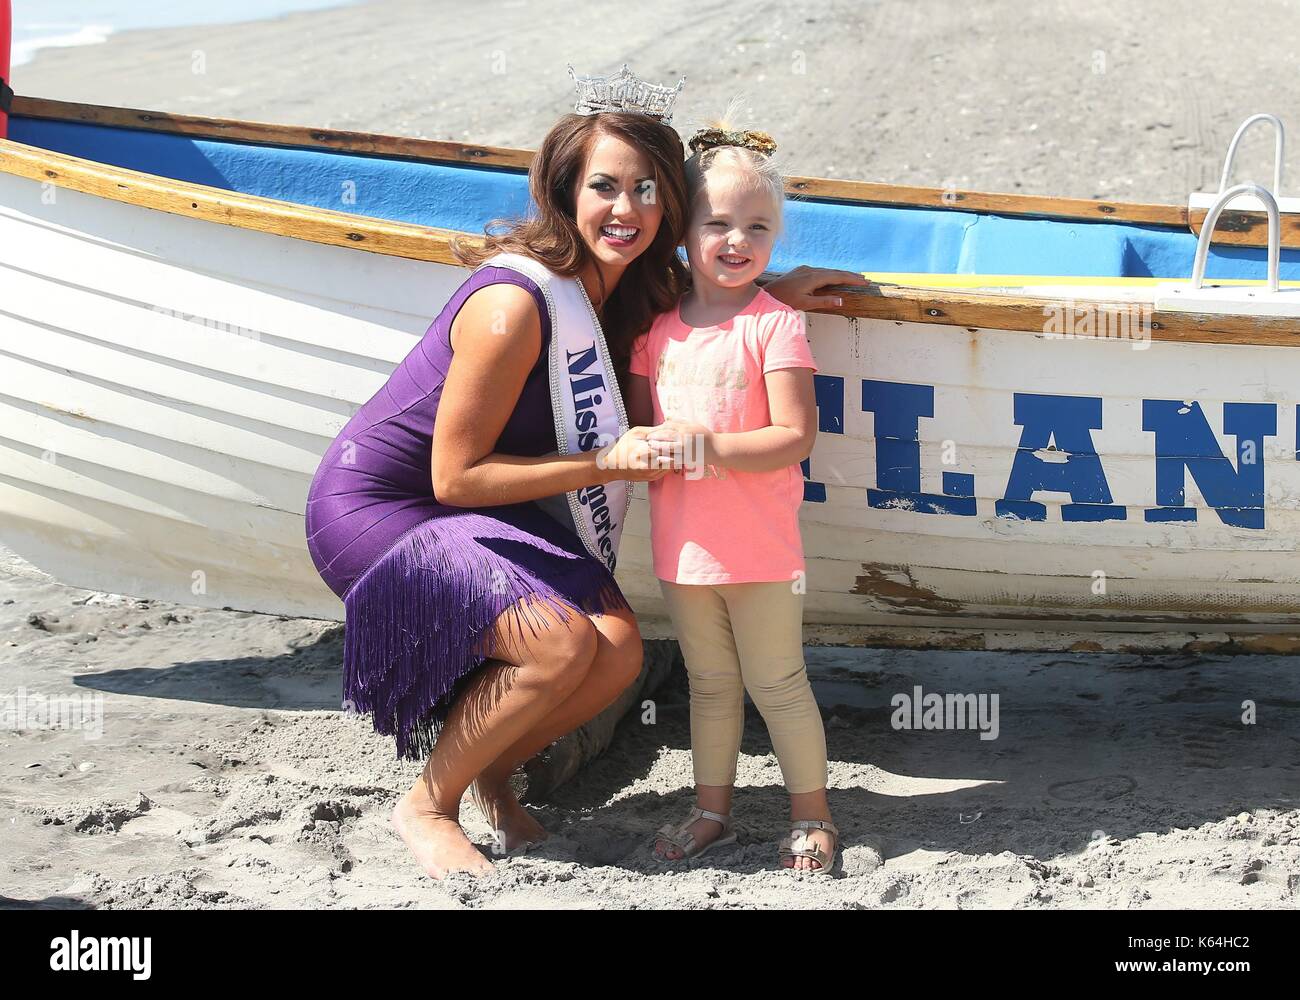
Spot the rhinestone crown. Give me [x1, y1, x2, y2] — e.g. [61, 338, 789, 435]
[567, 63, 685, 125]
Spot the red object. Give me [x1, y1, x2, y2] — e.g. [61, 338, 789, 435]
[0, 0, 11, 139]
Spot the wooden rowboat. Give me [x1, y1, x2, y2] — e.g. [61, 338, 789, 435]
[4, 97, 1300, 652]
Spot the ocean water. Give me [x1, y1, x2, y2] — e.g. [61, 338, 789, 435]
[10, 0, 364, 66]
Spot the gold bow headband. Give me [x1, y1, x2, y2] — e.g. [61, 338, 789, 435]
[688, 127, 778, 157]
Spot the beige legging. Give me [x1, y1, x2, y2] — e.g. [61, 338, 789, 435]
[659, 579, 827, 794]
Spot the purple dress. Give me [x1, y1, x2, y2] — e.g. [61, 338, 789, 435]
[305, 266, 629, 760]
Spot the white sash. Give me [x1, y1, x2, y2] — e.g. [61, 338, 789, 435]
[476, 253, 631, 572]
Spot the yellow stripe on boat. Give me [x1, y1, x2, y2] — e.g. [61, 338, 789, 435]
[861, 272, 1300, 289]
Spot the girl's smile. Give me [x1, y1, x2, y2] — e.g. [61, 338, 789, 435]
[683, 167, 778, 293]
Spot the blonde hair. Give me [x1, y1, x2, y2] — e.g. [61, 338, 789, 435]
[683, 99, 786, 232]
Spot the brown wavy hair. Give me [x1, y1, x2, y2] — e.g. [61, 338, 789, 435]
[453, 112, 689, 385]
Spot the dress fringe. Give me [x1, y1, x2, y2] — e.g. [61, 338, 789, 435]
[341, 510, 629, 761]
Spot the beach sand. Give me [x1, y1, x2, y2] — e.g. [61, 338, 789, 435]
[4, 548, 1297, 910]
[12, 0, 1300, 203]
[4, 0, 1300, 909]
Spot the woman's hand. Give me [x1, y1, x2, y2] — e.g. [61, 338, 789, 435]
[764, 265, 872, 311]
[596, 426, 679, 483]
[433, 284, 664, 506]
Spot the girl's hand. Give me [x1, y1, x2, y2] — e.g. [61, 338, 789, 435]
[596, 427, 678, 482]
[646, 419, 711, 441]
[764, 266, 871, 311]
[645, 420, 714, 474]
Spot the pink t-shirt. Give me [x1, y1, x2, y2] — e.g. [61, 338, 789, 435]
[628, 288, 818, 585]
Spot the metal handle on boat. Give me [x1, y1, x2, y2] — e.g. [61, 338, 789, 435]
[1191, 183, 1280, 292]
[1217, 113, 1285, 197]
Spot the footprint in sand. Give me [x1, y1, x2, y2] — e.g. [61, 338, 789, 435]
[1047, 775, 1136, 802]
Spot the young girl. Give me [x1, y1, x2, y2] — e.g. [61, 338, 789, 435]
[626, 118, 837, 874]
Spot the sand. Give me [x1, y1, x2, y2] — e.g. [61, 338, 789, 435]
[3, 547, 1297, 910]
[4, 0, 1300, 909]
[12, 0, 1300, 203]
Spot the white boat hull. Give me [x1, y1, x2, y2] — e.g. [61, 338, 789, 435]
[6, 171, 1300, 646]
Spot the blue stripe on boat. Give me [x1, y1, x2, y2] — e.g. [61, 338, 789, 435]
[14, 116, 1300, 280]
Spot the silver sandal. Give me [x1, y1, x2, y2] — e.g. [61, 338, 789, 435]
[779, 819, 839, 875]
[653, 806, 737, 861]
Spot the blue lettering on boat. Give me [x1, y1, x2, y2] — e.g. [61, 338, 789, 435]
[801, 374, 845, 504]
[1143, 400, 1275, 529]
[860, 380, 978, 516]
[997, 394, 1124, 522]
[800, 378, 1281, 529]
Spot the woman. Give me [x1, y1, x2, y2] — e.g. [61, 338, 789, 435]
[305, 104, 864, 880]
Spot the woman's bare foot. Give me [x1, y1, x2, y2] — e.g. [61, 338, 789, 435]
[470, 778, 548, 853]
[391, 787, 494, 880]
